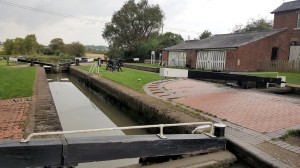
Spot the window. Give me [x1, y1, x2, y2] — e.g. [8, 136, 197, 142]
[297, 13, 300, 28]
[271, 47, 278, 61]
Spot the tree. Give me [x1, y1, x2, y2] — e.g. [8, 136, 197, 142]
[159, 32, 183, 47]
[102, 0, 164, 58]
[24, 34, 39, 54]
[199, 30, 212, 40]
[13, 38, 26, 55]
[132, 32, 183, 61]
[64, 42, 85, 57]
[232, 17, 273, 33]
[49, 38, 65, 55]
[3, 39, 14, 55]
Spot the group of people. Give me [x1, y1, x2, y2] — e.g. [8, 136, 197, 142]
[100, 58, 123, 72]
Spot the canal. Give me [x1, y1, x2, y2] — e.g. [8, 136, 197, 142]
[47, 73, 147, 168]
[47, 73, 252, 168]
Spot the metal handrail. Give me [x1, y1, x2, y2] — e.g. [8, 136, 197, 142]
[20, 122, 214, 143]
[88, 64, 100, 76]
[88, 64, 96, 75]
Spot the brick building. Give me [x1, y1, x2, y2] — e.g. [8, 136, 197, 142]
[162, 0, 300, 72]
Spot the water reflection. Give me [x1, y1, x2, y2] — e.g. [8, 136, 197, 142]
[47, 73, 146, 168]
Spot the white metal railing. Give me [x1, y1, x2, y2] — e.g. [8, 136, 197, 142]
[88, 64, 100, 75]
[20, 122, 214, 143]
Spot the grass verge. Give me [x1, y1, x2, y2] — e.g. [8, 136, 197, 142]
[0, 60, 21, 67]
[280, 129, 300, 140]
[79, 66, 165, 92]
[242, 72, 300, 85]
[0, 67, 36, 99]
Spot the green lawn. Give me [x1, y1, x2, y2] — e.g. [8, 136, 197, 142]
[243, 72, 300, 85]
[80, 66, 165, 92]
[0, 67, 36, 99]
[0, 60, 20, 67]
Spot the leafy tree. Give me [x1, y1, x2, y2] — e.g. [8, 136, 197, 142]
[3, 39, 14, 55]
[232, 17, 273, 33]
[24, 34, 39, 54]
[102, 0, 164, 58]
[49, 38, 65, 55]
[159, 32, 183, 47]
[132, 32, 183, 60]
[13, 38, 26, 55]
[199, 30, 212, 40]
[64, 42, 85, 57]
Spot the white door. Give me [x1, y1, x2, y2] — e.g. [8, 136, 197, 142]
[168, 52, 186, 67]
[196, 51, 226, 71]
[289, 46, 300, 61]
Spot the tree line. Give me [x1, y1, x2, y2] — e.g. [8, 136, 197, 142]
[2, 35, 86, 57]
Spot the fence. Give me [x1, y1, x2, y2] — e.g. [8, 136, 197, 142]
[257, 60, 300, 72]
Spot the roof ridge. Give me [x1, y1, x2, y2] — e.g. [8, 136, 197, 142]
[271, 0, 300, 13]
[212, 28, 286, 36]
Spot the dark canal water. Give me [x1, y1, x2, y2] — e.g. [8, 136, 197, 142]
[47, 73, 146, 168]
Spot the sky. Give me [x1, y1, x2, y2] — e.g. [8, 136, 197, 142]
[0, 0, 291, 46]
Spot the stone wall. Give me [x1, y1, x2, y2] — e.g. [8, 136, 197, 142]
[32, 67, 62, 133]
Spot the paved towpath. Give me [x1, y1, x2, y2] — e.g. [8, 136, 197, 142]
[0, 97, 31, 139]
[145, 78, 300, 168]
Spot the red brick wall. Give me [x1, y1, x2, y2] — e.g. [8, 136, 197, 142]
[273, 12, 298, 30]
[273, 11, 300, 45]
[224, 49, 238, 71]
[186, 50, 197, 68]
[162, 50, 168, 63]
[225, 30, 290, 71]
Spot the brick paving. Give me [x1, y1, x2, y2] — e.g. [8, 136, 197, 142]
[0, 66, 62, 140]
[144, 78, 300, 168]
[0, 97, 31, 139]
[152, 79, 300, 133]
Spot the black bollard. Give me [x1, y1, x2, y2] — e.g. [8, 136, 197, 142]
[214, 123, 226, 137]
[30, 59, 34, 66]
[76, 59, 80, 66]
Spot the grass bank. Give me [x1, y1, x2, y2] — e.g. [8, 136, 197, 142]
[242, 72, 300, 85]
[0, 60, 20, 67]
[0, 67, 36, 99]
[79, 65, 164, 92]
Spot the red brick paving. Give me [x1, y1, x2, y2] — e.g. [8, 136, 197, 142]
[155, 79, 300, 133]
[0, 97, 31, 139]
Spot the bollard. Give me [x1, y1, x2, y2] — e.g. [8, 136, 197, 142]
[214, 123, 226, 137]
[30, 59, 34, 66]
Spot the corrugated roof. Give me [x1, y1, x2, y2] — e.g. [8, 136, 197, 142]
[271, 0, 300, 14]
[164, 29, 286, 51]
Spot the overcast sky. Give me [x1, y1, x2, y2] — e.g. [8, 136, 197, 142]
[0, 0, 290, 46]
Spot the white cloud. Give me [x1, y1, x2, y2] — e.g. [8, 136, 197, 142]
[0, 20, 30, 40]
[35, 16, 107, 45]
